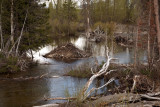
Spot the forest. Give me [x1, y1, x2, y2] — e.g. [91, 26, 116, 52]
[0, 0, 160, 107]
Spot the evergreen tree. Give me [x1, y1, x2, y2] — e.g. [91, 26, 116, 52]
[0, 0, 50, 53]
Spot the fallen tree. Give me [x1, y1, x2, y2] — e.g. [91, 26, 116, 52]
[80, 47, 117, 101]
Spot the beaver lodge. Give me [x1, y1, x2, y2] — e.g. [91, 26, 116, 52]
[43, 43, 90, 61]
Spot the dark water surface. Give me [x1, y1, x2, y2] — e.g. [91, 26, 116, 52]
[0, 36, 146, 107]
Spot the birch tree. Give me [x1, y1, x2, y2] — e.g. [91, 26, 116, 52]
[10, 0, 14, 45]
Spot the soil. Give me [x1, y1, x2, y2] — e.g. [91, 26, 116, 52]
[43, 43, 90, 62]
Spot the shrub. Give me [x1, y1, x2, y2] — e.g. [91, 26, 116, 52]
[0, 54, 20, 73]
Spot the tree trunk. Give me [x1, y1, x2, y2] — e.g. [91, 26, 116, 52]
[86, 0, 90, 32]
[10, 0, 14, 45]
[16, 10, 28, 56]
[153, 0, 160, 58]
[134, 23, 139, 68]
[0, 1, 3, 50]
[85, 0, 91, 38]
[148, 0, 151, 69]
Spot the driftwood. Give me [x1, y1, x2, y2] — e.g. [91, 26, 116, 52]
[80, 47, 117, 101]
[140, 92, 160, 101]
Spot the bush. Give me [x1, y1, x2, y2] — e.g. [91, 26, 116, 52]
[0, 52, 33, 73]
[0, 54, 20, 73]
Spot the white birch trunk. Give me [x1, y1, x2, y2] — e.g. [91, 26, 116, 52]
[16, 10, 28, 56]
[10, 0, 14, 45]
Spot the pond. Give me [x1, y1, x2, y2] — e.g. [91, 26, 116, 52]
[0, 35, 147, 107]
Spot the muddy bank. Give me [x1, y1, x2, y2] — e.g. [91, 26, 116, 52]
[43, 43, 90, 62]
[58, 93, 160, 107]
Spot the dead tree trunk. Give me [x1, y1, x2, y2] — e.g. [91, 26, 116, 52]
[153, 0, 160, 58]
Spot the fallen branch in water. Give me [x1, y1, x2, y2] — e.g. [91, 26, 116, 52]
[0, 73, 48, 81]
[13, 73, 48, 80]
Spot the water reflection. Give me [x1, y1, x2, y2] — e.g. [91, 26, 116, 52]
[0, 36, 147, 107]
[30, 36, 141, 64]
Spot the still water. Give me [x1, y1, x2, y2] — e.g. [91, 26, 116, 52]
[0, 36, 147, 107]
